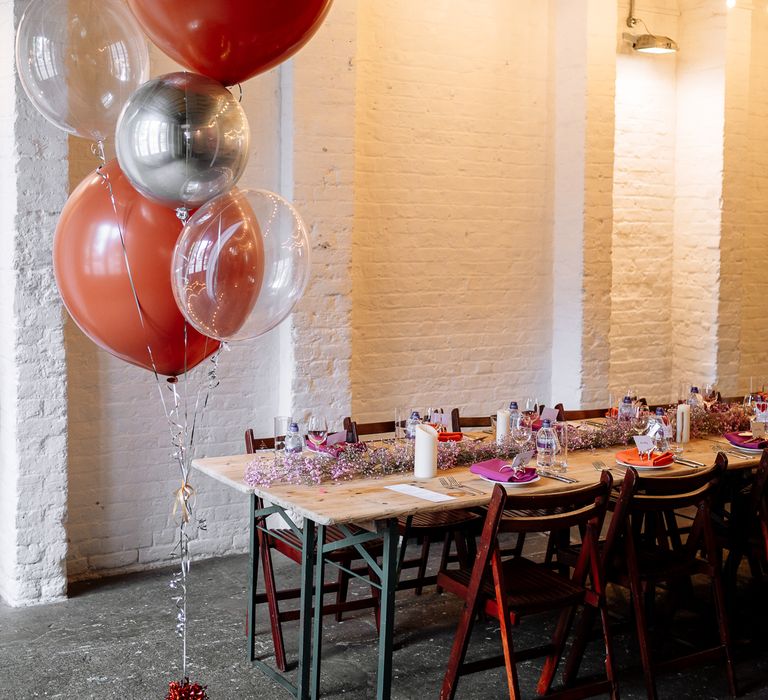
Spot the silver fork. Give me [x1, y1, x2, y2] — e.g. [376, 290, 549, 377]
[710, 444, 751, 460]
[592, 460, 608, 471]
[441, 476, 482, 495]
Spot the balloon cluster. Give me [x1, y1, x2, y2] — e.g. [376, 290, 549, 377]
[15, 0, 326, 375]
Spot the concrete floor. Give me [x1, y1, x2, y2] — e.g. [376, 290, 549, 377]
[1, 541, 767, 699]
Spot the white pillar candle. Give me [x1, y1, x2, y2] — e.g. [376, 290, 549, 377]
[414, 424, 438, 479]
[496, 409, 510, 443]
[676, 403, 690, 443]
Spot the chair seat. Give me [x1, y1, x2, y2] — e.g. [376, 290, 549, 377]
[439, 556, 586, 616]
[270, 524, 382, 563]
[398, 509, 480, 535]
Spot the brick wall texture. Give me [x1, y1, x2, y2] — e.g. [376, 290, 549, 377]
[1, 0, 767, 604]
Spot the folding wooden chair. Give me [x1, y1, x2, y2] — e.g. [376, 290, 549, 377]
[600, 456, 736, 700]
[438, 472, 617, 700]
[719, 448, 768, 587]
[244, 428, 381, 671]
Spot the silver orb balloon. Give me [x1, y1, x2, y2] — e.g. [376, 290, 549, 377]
[115, 72, 250, 209]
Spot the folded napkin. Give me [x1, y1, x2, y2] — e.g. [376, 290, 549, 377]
[437, 432, 463, 442]
[531, 419, 543, 431]
[469, 458, 538, 483]
[305, 431, 347, 456]
[723, 432, 768, 450]
[615, 447, 674, 467]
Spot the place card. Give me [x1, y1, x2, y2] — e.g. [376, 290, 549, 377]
[633, 435, 655, 455]
[751, 421, 767, 439]
[431, 412, 451, 428]
[385, 484, 456, 502]
[540, 407, 559, 423]
[511, 450, 535, 469]
[326, 431, 347, 446]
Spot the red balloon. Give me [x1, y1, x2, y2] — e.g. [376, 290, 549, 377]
[126, 0, 333, 86]
[54, 160, 219, 376]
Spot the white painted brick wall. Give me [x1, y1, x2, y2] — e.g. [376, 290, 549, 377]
[352, 0, 552, 422]
[737, 3, 768, 396]
[290, 0, 357, 427]
[672, 1, 726, 389]
[551, 0, 617, 411]
[0, 0, 70, 606]
[610, 2, 678, 404]
[0, 0, 20, 605]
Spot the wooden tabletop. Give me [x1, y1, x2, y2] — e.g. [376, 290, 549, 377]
[191, 434, 760, 528]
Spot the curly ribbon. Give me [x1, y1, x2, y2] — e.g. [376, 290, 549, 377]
[173, 481, 196, 524]
[92, 142, 221, 681]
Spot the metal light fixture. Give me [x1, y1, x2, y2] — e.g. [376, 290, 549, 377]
[623, 0, 678, 54]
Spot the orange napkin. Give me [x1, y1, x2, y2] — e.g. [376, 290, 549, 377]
[615, 447, 674, 467]
[437, 432, 463, 442]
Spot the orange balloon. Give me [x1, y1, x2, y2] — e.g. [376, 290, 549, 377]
[54, 160, 219, 376]
[176, 191, 265, 341]
[126, 0, 333, 86]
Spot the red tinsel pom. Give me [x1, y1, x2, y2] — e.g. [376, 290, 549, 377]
[166, 678, 209, 700]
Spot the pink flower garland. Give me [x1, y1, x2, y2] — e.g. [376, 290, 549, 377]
[244, 404, 752, 488]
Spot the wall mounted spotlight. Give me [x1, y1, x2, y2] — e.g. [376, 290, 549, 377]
[623, 0, 678, 54]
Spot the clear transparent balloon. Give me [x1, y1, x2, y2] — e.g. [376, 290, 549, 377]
[116, 72, 250, 209]
[172, 189, 312, 342]
[15, 0, 149, 142]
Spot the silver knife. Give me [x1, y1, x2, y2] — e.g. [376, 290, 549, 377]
[674, 457, 703, 468]
[538, 471, 577, 484]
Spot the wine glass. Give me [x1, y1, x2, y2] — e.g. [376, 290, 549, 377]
[511, 414, 533, 474]
[632, 405, 650, 437]
[307, 415, 328, 447]
[702, 383, 717, 408]
[521, 396, 539, 421]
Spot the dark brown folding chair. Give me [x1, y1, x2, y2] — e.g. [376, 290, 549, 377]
[438, 472, 617, 700]
[343, 416, 480, 595]
[603, 455, 736, 700]
[720, 448, 768, 587]
[244, 429, 381, 671]
[449, 408, 493, 433]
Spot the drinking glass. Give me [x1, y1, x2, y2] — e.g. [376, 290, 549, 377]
[553, 421, 568, 473]
[666, 407, 684, 456]
[273, 415, 291, 452]
[702, 383, 717, 408]
[511, 413, 532, 454]
[632, 405, 650, 435]
[307, 415, 328, 447]
[394, 407, 407, 440]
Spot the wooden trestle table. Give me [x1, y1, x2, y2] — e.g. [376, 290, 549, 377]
[191, 433, 761, 700]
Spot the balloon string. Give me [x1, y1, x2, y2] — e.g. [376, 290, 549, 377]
[95, 153, 173, 431]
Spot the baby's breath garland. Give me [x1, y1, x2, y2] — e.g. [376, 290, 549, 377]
[244, 403, 752, 488]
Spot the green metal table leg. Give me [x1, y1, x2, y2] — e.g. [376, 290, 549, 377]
[311, 524, 326, 698]
[377, 519, 399, 700]
[296, 518, 316, 700]
[248, 494, 259, 662]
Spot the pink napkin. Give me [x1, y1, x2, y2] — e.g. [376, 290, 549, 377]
[469, 458, 538, 483]
[305, 431, 347, 456]
[723, 432, 768, 450]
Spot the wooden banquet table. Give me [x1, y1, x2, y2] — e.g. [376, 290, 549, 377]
[191, 432, 761, 700]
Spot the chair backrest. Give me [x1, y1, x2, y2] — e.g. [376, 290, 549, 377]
[553, 402, 608, 421]
[245, 428, 275, 453]
[450, 408, 493, 432]
[629, 453, 726, 512]
[743, 449, 768, 544]
[495, 472, 613, 593]
[498, 471, 613, 536]
[342, 417, 395, 442]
